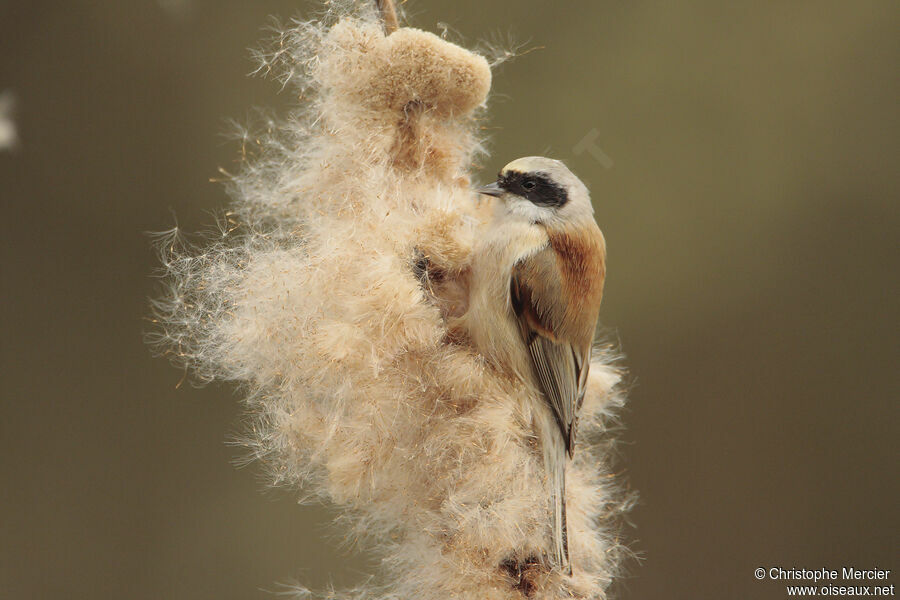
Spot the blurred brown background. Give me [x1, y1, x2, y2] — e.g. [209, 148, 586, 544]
[2, 1, 897, 598]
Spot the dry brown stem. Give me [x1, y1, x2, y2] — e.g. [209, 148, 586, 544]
[375, 0, 400, 34]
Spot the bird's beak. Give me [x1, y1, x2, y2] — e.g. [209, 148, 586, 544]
[475, 181, 504, 198]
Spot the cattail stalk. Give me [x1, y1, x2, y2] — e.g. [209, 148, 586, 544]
[149, 2, 630, 598]
[375, 0, 399, 33]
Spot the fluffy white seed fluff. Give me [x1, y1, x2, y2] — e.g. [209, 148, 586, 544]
[0, 91, 18, 151]
[149, 4, 631, 598]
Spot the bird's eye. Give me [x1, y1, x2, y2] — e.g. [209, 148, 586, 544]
[522, 179, 536, 191]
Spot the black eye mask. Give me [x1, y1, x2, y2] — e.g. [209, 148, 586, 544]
[498, 171, 569, 208]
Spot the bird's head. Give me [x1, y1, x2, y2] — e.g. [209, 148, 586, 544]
[475, 157, 593, 225]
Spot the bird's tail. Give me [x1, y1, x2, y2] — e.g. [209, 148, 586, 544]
[543, 422, 571, 574]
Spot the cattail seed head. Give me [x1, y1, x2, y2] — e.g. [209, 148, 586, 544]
[149, 3, 631, 598]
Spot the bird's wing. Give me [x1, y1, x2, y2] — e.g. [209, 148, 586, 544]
[510, 246, 593, 455]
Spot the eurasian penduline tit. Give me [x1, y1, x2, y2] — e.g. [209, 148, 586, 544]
[464, 156, 606, 574]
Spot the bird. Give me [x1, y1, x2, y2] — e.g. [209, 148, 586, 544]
[463, 156, 606, 574]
